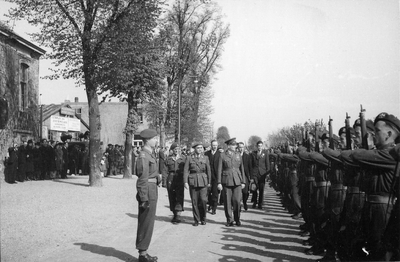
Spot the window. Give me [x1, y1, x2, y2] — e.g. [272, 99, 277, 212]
[19, 63, 29, 111]
[75, 108, 82, 114]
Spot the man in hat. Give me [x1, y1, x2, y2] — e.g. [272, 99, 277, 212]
[342, 112, 400, 260]
[204, 140, 221, 214]
[184, 143, 211, 226]
[135, 129, 160, 262]
[217, 138, 245, 226]
[250, 140, 271, 209]
[163, 142, 186, 223]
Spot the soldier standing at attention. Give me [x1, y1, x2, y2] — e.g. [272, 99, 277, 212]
[250, 140, 271, 209]
[163, 142, 186, 224]
[218, 138, 245, 226]
[135, 129, 160, 262]
[184, 143, 211, 226]
[344, 113, 400, 261]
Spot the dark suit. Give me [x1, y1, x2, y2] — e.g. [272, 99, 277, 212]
[241, 152, 252, 210]
[251, 149, 271, 208]
[204, 149, 221, 213]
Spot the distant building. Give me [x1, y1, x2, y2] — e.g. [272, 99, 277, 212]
[0, 26, 45, 178]
[47, 98, 149, 150]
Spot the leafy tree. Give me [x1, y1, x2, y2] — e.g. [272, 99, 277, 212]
[7, 0, 162, 186]
[148, 0, 229, 146]
[247, 135, 262, 152]
[216, 126, 230, 148]
[268, 119, 328, 148]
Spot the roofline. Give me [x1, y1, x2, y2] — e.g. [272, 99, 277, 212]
[0, 28, 46, 56]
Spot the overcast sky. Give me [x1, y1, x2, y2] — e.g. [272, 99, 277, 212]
[1, 0, 399, 143]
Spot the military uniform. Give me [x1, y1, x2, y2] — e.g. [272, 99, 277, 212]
[135, 129, 160, 262]
[184, 152, 211, 225]
[218, 144, 245, 226]
[163, 146, 186, 223]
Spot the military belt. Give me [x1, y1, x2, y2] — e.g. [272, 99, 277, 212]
[148, 178, 157, 183]
[366, 194, 393, 204]
[347, 187, 363, 194]
[305, 177, 315, 182]
[330, 184, 345, 191]
[315, 181, 331, 187]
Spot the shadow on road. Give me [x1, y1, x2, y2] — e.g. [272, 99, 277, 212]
[74, 242, 136, 261]
[52, 179, 89, 187]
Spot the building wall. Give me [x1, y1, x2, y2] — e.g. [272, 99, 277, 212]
[68, 101, 149, 151]
[0, 30, 42, 179]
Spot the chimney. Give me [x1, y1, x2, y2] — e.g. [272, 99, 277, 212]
[75, 97, 79, 103]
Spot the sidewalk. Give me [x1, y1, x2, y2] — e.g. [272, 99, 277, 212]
[1, 175, 320, 262]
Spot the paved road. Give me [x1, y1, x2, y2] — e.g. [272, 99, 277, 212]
[41, 177, 320, 262]
[1, 175, 321, 262]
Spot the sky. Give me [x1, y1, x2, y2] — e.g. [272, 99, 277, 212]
[1, 0, 399, 144]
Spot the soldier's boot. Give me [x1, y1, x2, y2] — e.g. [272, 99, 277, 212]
[171, 211, 178, 223]
[175, 212, 182, 223]
[138, 254, 158, 262]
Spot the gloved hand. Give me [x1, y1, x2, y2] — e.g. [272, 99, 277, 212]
[184, 183, 189, 190]
[139, 201, 149, 210]
[217, 184, 223, 191]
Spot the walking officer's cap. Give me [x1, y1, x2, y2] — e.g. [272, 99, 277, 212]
[140, 129, 158, 139]
[107, 143, 113, 147]
[170, 142, 179, 151]
[374, 112, 400, 131]
[225, 138, 237, 145]
[192, 142, 203, 149]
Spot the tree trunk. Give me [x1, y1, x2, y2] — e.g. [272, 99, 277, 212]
[123, 91, 136, 179]
[160, 120, 166, 147]
[123, 131, 133, 179]
[86, 87, 102, 187]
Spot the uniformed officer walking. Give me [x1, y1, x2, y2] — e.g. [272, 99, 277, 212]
[184, 143, 211, 226]
[162, 142, 186, 224]
[135, 129, 160, 262]
[217, 138, 245, 226]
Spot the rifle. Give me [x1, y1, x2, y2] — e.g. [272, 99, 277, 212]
[315, 121, 320, 152]
[359, 105, 368, 149]
[305, 127, 310, 152]
[345, 113, 352, 150]
[329, 116, 334, 149]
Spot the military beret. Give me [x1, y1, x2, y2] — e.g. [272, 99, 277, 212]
[353, 118, 361, 128]
[170, 142, 179, 151]
[366, 120, 375, 132]
[374, 112, 400, 132]
[319, 133, 329, 141]
[140, 129, 157, 139]
[225, 138, 237, 145]
[192, 142, 203, 149]
[338, 127, 355, 137]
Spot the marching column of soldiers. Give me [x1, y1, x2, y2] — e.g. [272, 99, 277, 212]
[269, 110, 400, 262]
